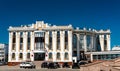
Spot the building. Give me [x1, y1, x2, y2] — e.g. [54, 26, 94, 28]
[0, 44, 8, 63]
[112, 45, 120, 51]
[8, 21, 111, 66]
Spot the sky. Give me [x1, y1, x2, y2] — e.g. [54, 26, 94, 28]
[0, 0, 120, 49]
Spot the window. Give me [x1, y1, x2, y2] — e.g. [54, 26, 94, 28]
[57, 53, 60, 59]
[27, 53, 30, 59]
[49, 53, 52, 59]
[13, 37, 16, 43]
[12, 43, 15, 50]
[20, 32, 23, 37]
[49, 31, 52, 50]
[13, 32, 16, 43]
[28, 32, 30, 37]
[12, 53, 15, 59]
[20, 38, 23, 43]
[19, 53, 23, 59]
[65, 31, 68, 50]
[65, 52, 69, 59]
[20, 43, 23, 50]
[57, 31, 60, 50]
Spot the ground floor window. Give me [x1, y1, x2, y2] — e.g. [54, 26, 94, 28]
[65, 52, 69, 60]
[19, 53, 23, 59]
[12, 53, 15, 59]
[27, 53, 30, 59]
[57, 53, 60, 59]
[49, 53, 52, 59]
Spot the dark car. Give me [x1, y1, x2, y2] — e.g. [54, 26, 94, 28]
[48, 62, 57, 69]
[78, 61, 87, 65]
[62, 62, 70, 68]
[72, 63, 80, 69]
[41, 62, 48, 68]
[54, 62, 60, 68]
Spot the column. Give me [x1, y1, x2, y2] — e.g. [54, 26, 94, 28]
[90, 35, 94, 51]
[93, 35, 96, 51]
[23, 32, 28, 61]
[31, 32, 35, 61]
[84, 34, 87, 52]
[45, 31, 49, 61]
[52, 31, 57, 61]
[99, 35, 104, 51]
[60, 31, 65, 61]
[16, 32, 20, 61]
[76, 34, 80, 60]
[8, 32, 13, 62]
[106, 34, 110, 51]
[90, 54, 93, 62]
[68, 30, 72, 62]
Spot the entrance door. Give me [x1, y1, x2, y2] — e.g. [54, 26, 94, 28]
[34, 53, 45, 61]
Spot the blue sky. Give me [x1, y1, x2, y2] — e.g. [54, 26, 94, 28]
[0, 0, 120, 49]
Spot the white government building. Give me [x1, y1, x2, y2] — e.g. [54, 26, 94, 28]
[8, 21, 111, 66]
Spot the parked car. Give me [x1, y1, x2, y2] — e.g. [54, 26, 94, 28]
[72, 63, 80, 69]
[62, 62, 70, 68]
[41, 62, 48, 68]
[54, 62, 60, 68]
[48, 62, 57, 69]
[20, 62, 36, 69]
[0, 62, 4, 66]
[20, 62, 26, 68]
[78, 61, 87, 65]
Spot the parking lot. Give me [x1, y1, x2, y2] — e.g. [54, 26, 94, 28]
[0, 65, 80, 71]
[1, 61, 120, 71]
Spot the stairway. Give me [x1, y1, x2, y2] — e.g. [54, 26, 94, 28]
[33, 61, 44, 69]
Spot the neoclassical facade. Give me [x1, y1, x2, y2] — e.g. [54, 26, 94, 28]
[8, 21, 110, 65]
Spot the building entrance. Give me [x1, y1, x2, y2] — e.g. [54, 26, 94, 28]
[34, 53, 45, 61]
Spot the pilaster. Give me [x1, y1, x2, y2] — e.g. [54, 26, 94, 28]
[84, 35, 87, 52]
[23, 32, 28, 61]
[8, 32, 13, 62]
[68, 30, 72, 61]
[45, 31, 49, 61]
[106, 34, 110, 50]
[52, 31, 57, 61]
[31, 32, 34, 61]
[99, 35, 104, 51]
[76, 34, 80, 60]
[16, 32, 20, 61]
[60, 31, 65, 61]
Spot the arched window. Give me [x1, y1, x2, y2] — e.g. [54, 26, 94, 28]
[12, 53, 15, 59]
[57, 53, 60, 59]
[49, 53, 52, 59]
[27, 53, 30, 59]
[19, 53, 23, 59]
[65, 52, 69, 59]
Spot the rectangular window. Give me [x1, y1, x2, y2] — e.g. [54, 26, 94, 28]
[19, 53, 23, 59]
[27, 53, 30, 59]
[12, 43, 16, 50]
[20, 43, 23, 50]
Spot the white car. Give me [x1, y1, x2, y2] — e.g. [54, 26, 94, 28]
[20, 62, 36, 69]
